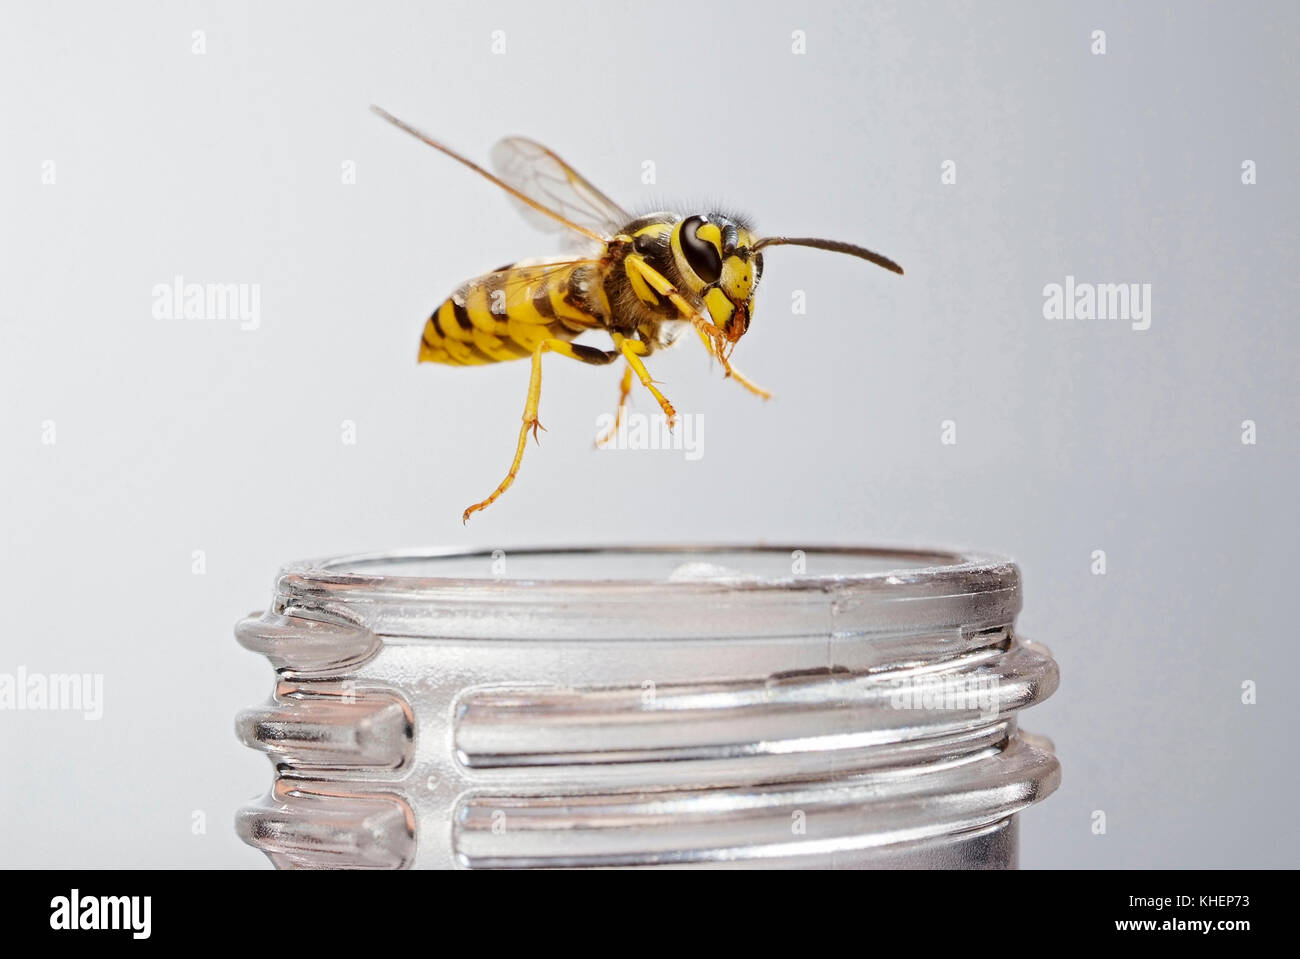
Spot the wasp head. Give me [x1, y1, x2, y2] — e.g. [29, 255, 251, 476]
[671, 213, 763, 344]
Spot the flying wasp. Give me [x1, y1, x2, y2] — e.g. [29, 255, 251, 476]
[372, 106, 904, 522]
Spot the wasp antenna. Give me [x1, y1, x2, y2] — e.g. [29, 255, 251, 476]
[752, 236, 904, 275]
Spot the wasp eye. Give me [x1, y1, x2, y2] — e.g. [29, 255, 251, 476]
[679, 215, 722, 284]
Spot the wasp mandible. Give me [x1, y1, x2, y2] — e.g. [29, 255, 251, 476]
[372, 107, 903, 522]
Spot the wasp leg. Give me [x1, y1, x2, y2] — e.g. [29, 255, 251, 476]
[626, 256, 765, 396]
[722, 360, 773, 400]
[595, 362, 635, 448]
[693, 326, 719, 363]
[693, 327, 773, 399]
[612, 333, 677, 428]
[462, 339, 617, 523]
[627, 257, 729, 360]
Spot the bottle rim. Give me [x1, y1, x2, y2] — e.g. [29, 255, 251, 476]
[266, 544, 1022, 643]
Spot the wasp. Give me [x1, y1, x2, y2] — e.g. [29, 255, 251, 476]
[372, 106, 903, 522]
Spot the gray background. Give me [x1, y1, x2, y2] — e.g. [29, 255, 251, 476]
[1, 0, 1295, 867]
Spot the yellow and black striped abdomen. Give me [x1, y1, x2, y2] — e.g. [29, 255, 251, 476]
[418, 258, 611, 365]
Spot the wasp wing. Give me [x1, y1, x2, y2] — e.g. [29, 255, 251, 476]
[372, 107, 609, 243]
[491, 137, 631, 241]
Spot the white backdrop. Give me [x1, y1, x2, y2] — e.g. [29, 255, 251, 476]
[1, 0, 1296, 867]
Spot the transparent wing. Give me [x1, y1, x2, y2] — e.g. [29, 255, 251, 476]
[491, 137, 631, 239]
[450, 255, 602, 303]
